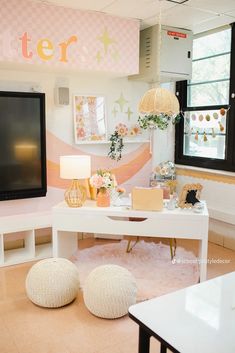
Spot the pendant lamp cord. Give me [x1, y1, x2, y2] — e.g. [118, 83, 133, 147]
[155, 0, 162, 88]
[149, 0, 163, 155]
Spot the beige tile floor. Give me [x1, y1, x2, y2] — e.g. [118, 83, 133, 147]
[1, 237, 235, 353]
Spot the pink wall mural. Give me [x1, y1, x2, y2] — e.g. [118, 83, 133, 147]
[0, 130, 151, 216]
[46, 131, 151, 188]
[0, 0, 139, 75]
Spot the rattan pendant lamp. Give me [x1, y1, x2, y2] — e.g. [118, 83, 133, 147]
[138, 87, 179, 116]
[138, 0, 180, 118]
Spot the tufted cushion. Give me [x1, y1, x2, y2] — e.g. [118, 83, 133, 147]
[84, 264, 137, 319]
[25, 258, 80, 308]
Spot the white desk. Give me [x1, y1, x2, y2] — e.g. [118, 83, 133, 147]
[52, 200, 209, 281]
[129, 271, 235, 353]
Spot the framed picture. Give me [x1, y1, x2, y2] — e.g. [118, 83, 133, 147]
[74, 95, 107, 143]
[178, 183, 203, 208]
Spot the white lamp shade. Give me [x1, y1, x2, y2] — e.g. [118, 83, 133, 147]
[60, 155, 91, 180]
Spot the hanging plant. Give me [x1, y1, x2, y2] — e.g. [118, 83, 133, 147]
[108, 130, 124, 161]
[138, 113, 181, 131]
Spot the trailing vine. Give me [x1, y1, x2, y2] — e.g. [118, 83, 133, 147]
[107, 114, 181, 161]
[108, 130, 124, 161]
[138, 113, 181, 131]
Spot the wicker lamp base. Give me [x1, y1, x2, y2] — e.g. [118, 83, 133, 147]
[64, 179, 87, 207]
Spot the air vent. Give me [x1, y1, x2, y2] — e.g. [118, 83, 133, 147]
[145, 36, 151, 69]
[129, 25, 192, 83]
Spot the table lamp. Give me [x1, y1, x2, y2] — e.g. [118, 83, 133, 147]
[60, 155, 91, 207]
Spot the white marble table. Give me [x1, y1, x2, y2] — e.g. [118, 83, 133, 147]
[52, 200, 209, 281]
[129, 271, 235, 353]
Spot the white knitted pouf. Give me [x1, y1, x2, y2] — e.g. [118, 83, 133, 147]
[84, 264, 137, 319]
[26, 258, 80, 308]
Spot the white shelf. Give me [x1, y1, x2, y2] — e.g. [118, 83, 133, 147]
[75, 139, 150, 145]
[124, 139, 150, 144]
[0, 212, 52, 267]
[35, 243, 52, 259]
[4, 247, 34, 266]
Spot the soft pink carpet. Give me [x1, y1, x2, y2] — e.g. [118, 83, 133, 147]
[73, 240, 199, 301]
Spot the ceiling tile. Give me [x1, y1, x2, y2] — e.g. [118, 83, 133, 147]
[160, 5, 216, 30]
[225, 9, 235, 17]
[186, 0, 235, 14]
[192, 14, 234, 34]
[34, 0, 235, 34]
[100, 0, 175, 20]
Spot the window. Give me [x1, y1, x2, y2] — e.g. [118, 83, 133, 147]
[175, 24, 235, 172]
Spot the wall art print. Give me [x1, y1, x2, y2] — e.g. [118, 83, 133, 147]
[74, 95, 107, 143]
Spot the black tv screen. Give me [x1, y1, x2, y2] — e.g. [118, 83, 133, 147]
[0, 91, 47, 201]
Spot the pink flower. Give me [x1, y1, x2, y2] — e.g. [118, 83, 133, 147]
[89, 170, 115, 190]
[116, 123, 128, 137]
[77, 127, 85, 138]
[90, 174, 104, 189]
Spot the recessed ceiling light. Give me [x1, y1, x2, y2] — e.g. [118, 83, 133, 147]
[166, 0, 189, 4]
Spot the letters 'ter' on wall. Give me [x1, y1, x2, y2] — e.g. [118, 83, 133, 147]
[0, 0, 139, 75]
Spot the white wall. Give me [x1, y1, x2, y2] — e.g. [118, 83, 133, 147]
[177, 170, 235, 249]
[151, 82, 176, 168]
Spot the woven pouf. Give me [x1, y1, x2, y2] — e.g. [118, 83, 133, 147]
[84, 264, 137, 319]
[26, 258, 80, 308]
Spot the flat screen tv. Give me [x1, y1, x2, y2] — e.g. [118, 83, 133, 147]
[0, 91, 47, 201]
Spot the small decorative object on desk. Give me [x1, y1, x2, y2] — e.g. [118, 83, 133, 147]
[167, 195, 176, 210]
[155, 161, 176, 179]
[150, 161, 177, 197]
[89, 170, 116, 207]
[193, 202, 204, 213]
[179, 183, 203, 208]
[110, 187, 126, 206]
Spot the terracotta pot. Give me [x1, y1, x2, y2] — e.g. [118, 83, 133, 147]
[96, 188, 110, 207]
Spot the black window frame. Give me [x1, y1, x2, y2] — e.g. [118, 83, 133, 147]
[175, 23, 235, 172]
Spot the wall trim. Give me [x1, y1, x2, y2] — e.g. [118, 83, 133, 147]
[208, 208, 235, 225]
[176, 167, 235, 185]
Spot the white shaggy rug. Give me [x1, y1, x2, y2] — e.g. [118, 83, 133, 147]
[72, 240, 199, 302]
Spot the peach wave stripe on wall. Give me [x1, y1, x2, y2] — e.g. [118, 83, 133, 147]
[112, 147, 151, 184]
[47, 145, 151, 189]
[46, 130, 150, 167]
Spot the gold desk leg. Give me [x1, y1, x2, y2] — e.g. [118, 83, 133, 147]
[126, 236, 140, 253]
[174, 238, 177, 256]
[170, 238, 173, 260]
[170, 238, 177, 260]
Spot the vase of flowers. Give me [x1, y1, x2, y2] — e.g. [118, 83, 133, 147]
[96, 188, 110, 207]
[89, 170, 116, 207]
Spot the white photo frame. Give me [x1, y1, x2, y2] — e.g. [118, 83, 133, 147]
[74, 95, 107, 143]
